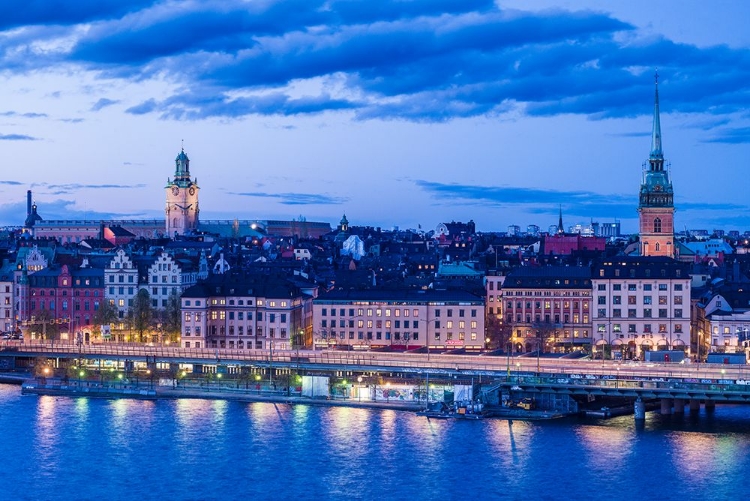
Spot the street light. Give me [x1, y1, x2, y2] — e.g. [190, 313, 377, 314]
[357, 376, 363, 402]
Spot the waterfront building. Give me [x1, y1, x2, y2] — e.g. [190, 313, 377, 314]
[485, 273, 506, 318]
[26, 263, 105, 342]
[312, 289, 485, 351]
[0, 260, 14, 333]
[591, 257, 690, 359]
[104, 249, 139, 325]
[180, 272, 315, 350]
[145, 251, 207, 309]
[502, 266, 592, 353]
[639, 74, 676, 257]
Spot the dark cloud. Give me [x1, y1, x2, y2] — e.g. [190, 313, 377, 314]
[0, 0, 158, 30]
[0, 133, 38, 140]
[1, 1, 748, 124]
[231, 191, 348, 205]
[91, 98, 119, 111]
[414, 180, 748, 222]
[59, 118, 84, 123]
[702, 127, 750, 144]
[0, 111, 48, 118]
[45, 183, 146, 190]
[0, 180, 23, 185]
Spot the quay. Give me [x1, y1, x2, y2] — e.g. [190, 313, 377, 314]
[4, 341, 750, 420]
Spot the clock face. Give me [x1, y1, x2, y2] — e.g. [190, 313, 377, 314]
[189, 187, 195, 196]
[172, 187, 179, 195]
[654, 184, 662, 192]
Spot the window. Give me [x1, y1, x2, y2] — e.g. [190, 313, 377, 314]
[628, 296, 637, 305]
[628, 284, 637, 291]
[658, 309, 668, 318]
[597, 296, 606, 305]
[628, 324, 636, 333]
[659, 284, 668, 291]
[654, 217, 662, 233]
[613, 296, 621, 305]
[613, 309, 621, 318]
[659, 296, 668, 305]
[628, 309, 636, 318]
[643, 296, 652, 305]
[644, 308, 652, 318]
[613, 284, 621, 291]
[674, 309, 682, 318]
[643, 284, 652, 291]
[674, 284, 683, 291]
[597, 284, 606, 291]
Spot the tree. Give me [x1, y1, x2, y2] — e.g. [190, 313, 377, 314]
[92, 299, 119, 341]
[486, 314, 512, 352]
[162, 292, 182, 343]
[131, 289, 154, 343]
[31, 310, 59, 341]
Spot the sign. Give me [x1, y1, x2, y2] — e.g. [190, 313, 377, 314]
[446, 340, 464, 346]
[101, 325, 111, 339]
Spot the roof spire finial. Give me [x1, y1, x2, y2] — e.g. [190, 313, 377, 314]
[650, 69, 663, 162]
[557, 204, 564, 235]
[181, 138, 184, 152]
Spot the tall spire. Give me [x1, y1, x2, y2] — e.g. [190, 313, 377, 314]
[650, 70, 663, 162]
[557, 205, 564, 235]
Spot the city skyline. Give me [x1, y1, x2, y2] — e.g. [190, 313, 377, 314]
[0, 1, 749, 233]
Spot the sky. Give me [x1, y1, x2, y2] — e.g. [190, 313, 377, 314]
[0, 0, 749, 235]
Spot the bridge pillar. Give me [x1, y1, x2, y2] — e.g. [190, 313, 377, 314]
[673, 398, 686, 414]
[660, 398, 673, 415]
[705, 400, 715, 413]
[689, 399, 701, 412]
[634, 398, 646, 421]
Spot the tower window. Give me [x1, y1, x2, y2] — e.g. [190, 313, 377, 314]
[655, 242, 660, 252]
[653, 217, 662, 233]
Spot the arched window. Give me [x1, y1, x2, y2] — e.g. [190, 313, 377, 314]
[654, 217, 662, 233]
[655, 242, 661, 252]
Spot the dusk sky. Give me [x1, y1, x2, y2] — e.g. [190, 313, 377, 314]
[0, 0, 748, 234]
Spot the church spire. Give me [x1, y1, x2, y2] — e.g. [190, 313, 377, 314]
[557, 205, 564, 235]
[650, 70, 663, 165]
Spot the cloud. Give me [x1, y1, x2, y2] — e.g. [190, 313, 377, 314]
[90, 98, 119, 111]
[702, 127, 750, 144]
[0, 0, 159, 30]
[414, 180, 748, 221]
[0, 133, 38, 140]
[0, 180, 23, 185]
[45, 183, 146, 191]
[230, 191, 348, 205]
[131, 91, 360, 120]
[0, 111, 48, 118]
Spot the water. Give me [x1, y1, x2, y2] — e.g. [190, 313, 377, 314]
[2, 383, 750, 501]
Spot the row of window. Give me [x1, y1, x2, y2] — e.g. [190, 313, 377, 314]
[597, 323, 684, 334]
[30, 300, 101, 311]
[597, 308, 682, 318]
[597, 283, 683, 291]
[184, 311, 288, 322]
[30, 289, 101, 297]
[108, 275, 135, 283]
[597, 295, 683, 305]
[184, 326, 289, 337]
[513, 329, 590, 338]
[507, 314, 589, 324]
[506, 301, 588, 310]
[320, 307, 479, 318]
[503, 291, 589, 297]
[596, 268, 682, 278]
[320, 331, 478, 341]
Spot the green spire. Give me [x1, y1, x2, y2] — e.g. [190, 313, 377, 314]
[650, 71, 663, 163]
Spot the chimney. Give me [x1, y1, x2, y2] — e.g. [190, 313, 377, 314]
[27, 190, 32, 216]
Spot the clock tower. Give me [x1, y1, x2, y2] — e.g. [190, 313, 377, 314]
[165, 147, 200, 237]
[638, 74, 675, 257]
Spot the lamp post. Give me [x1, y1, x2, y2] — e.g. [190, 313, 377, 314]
[357, 375, 363, 402]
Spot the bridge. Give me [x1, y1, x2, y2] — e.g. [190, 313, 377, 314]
[3, 341, 750, 414]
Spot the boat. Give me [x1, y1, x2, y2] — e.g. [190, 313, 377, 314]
[417, 400, 487, 420]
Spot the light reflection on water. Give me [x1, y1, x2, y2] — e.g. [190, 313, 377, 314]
[4, 385, 750, 500]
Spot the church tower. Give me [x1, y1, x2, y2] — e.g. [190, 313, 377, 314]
[165, 147, 200, 237]
[638, 74, 675, 257]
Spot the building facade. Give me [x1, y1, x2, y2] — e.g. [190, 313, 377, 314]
[591, 257, 690, 359]
[502, 267, 593, 353]
[181, 273, 313, 350]
[312, 289, 485, 351]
